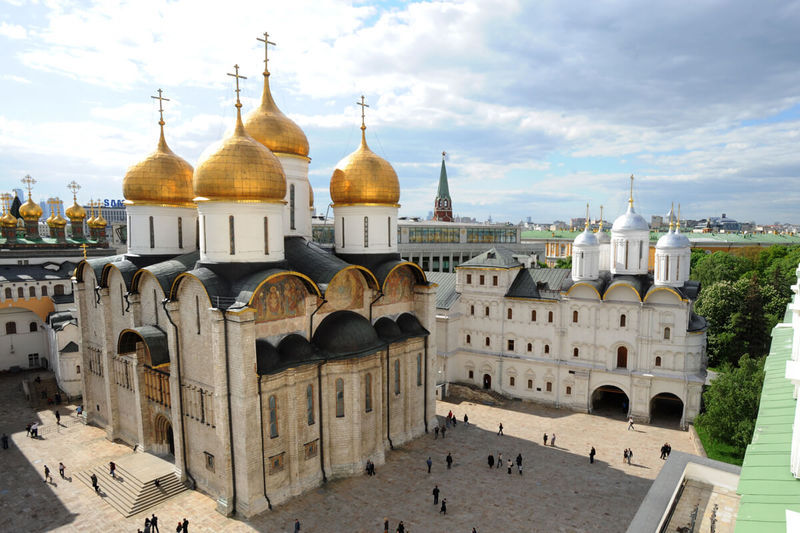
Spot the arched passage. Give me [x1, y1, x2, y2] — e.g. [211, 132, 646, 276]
[650, 392, 684, 427]
[153, 414, 175, 457]
[591, 385, 629, 418]
[483, 374, 492, 390]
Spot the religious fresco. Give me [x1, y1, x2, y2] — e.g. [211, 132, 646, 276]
[380, 266, 415, 305]
[325, 269, 365, 310]
[253, 276, 307, 323]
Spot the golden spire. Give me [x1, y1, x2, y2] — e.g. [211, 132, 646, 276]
[87, 199, 95, 225]
[669, 202, 675, 231]
[677, 203, 682, 233]
[585, 203, 590, 230]
[356, 94, 370, 146]
[67, 180, 80, 201]
[227, 64, 248, 133]
[151, 88, 170, 150]
[0, 193, 15, 228]
[46, 198, 58, 224]
[628, 174, 634, 207]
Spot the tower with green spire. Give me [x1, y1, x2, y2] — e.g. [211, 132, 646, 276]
[433, 151, 453, 222]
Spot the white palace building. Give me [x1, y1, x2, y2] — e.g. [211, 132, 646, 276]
[432, 184, 707, 426]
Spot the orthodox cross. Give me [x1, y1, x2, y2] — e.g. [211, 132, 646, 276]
[257, 32, 276, 76]
[227, 64, 247, 108]
[80, 243, 88, 259]
[22, 174, 36, 198]
[88, 199, 95, 218]
[585, 203, 590, 229]
[629, 174, 635, 206]
[0, 193, 10, 214]
[48, 198, 60, 218]
[67, 181, 81, 198]
[151, 89, 169, 125]
[356, 95, 369, 129]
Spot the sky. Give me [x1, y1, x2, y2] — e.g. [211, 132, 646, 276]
[1, 0, 800, 225]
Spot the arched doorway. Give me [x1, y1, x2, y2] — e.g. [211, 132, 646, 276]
[650, 393, 684, 427]
[167, 425, 174, 456]
[153, 414, 174, 458]
[483, 374, 492, 389]
[591, 385, 629, 419]
[616, 346, 628, 368]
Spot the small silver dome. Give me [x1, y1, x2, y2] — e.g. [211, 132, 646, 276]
[612, 205, 649, 232]
[573, 228, 598, 247]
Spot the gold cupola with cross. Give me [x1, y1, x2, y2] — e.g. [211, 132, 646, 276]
[244, 32, 309, 157]
[19, 175, 43, 221]
[123, 89, 194, 207]
[193, 64, 286, 202]
[330, 96, 400, 206]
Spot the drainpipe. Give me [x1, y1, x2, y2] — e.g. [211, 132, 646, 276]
[94, 285, 101, 304]
[423, 336, 429, 433]
[161, 299, 195, 489]
[369, 291, 384, 323]
[317, 362, 327, 483]
[386, 348, 393, 449]
[309, 298, 327, 339]
[256, 377, 272, 509]
[220, 309, 237, 515]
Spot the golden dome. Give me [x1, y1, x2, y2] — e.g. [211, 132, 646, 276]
[330, 127, 400, 206]
[65, 199, 86, 221]
[89, 203, 106, 228]
[19, 197, 43, 221]
[49, 213, 67, 229]
[0, 211, 16, 228]
[123, 125, 194, 206]
[193, 108, 286, 202]
[244, 73, 309, 157]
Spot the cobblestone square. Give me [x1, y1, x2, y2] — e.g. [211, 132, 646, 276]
[0, 372, 697, 532]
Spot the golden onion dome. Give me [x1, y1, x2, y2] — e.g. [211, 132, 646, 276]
[193, 107, 286, 202]
[19, 197, 43, 221]
[49, 213, 67, 228]
[89, 213, 107, 229]
[123, 124, 194, 206]
[244, 71, 309, 157]
[0, 211, 16, 228]
[330, 127, 400, 206]
[65, 198, 86, 220]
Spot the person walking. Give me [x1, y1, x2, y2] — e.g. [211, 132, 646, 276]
[176, 522, 182, 533]
[628, 449, 633, 465]
[666, 443, 672, 457]
[396, 521, 405, 533]
[182, 518, 188, 532]
[55, 410, 61, 425]
[294, 518, 301, 532]
[496, 452, 502, 469]
[441, 425, 446, 439]
[432, 484, 440, 505]
[144, 518, 151, 533]
[446, 452, 453, 469]
[58, 462, 65, 478]
[515, 453, 522, 470]
[43, 464, 51, 483]
[151, 514, 159, 533]
[109, 461, 116, 478]
[383, 517, 389, 533]
[487, 454, 494, 468]
[25, 424, 31, 437]
[623, 449, 628, 463]
[628, 417, 635, 430]
[426, 456, 432, 473]
[589, 446, 596, 464]
[507, 458, 512, 474]
[91, 473, 99, 493]
[463, 413, 469, 426]
[497, 423, 503, 436]
[2, 433, 8, 449]
[440, 498, 447, 515]
[551, 433, 556, 447]
[660, 444, 667, 460]
[434, 426, 439, 439]
[543, 433, 548, 446]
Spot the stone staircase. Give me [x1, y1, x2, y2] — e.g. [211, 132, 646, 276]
[75, 453, 187, 517]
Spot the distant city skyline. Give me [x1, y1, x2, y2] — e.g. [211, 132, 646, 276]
[2, 1, 800, 224]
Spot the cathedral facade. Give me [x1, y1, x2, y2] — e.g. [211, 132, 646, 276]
[74, 44, 436, 516]
[436, 189, 707, 426]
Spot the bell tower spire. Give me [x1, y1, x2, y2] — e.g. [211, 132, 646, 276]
[433, 151, 454, 222]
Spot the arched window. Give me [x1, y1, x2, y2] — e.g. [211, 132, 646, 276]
[365, 373, 373, 412]
[363, 216, 369, 248]
[306, 384, 315, 425]
[289, 184, 296, 230]
[17, 287, 23, 298]
[335, 378, 345, 417]
[664, 327, 671, 340]
[573, 347, 579, 358]
[41, 286, 48, 296]
[544, 344, 550, 354]
[54, 285, 64, 296]
[509, 376, 515, 387]
[394, 359, 401, 395]
[479, 275, 485, 285]
[572, 310, 578, 323]
[655, 356, 662, 367]
[566, 386, 572, 395]
[617, 346, 628, 368]
[76, 365, 80, 374]
[484, 306, 489, 317]
[149, 216, 155, 249]
[527, 379, 533, 389]
[416, 353, 422, 386]
[548, 311, 553, 323]
[620, 314, 626, 327]
[470, 305, 475, 316]
[6, 322, 16, 334]
[263, 216, 269, 254]
[341, 217, 345, 248]
[178, 216, 183, 249]
[268, 395, 278, 438]
[466, 274, 472, 284]
[485, 336, 491, 347]
[466, 334, 471, 344]
[493, 276, 498, 286]
[29, 322, 37, 332]
[507, 308, 512, 319]
[28, 286, 36, 297]
[527, 343, 532, 352]
[531, 310, 536, 321]
[229, 215, 235, 255]
[4, 288, 11, 298]
[387, 217, 392, 247]
[195, 295, 201, 334]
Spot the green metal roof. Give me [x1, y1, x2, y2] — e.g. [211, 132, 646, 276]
[436, 157, 451, 201]
[734, 319, 800, 532]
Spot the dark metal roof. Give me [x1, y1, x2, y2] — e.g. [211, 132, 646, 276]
[48, 311, 76, 330]
[59, 341, 79, 353]
[0, 261, 77, 282]
[374, 316, 403, 342]
[688, 311, 708, 332]
[133, 250, 199, 295]
[312, 310, 385, 359]
[117, 326, 170, 367]
[255, 339, 280, 375]
[459, 247, 521, 268]
[397, 312, 429, 337]
[284, 236, 359, 291]
[506, 268, 572, 299]
[256, 334, 323, 375]
[334, 252, 425, 290]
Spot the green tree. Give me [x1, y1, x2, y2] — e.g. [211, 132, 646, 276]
[691, 251, 753, 288]
[690, 248, 708, 271]
[554, 256, 572, 269]
[695, 281, 743, 367]
[696, 354, 765, 458]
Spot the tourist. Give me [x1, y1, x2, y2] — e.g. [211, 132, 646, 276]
[176, 521, 182, 533]
[515, 453, 522, 470]
[76, 405, 83, 416]
[666, 443, 672, 457]
[441, 425, 446, 439]
[426, 456, 432, 473]
[294, 518, 301, 531]
[396, 521, 405, 533]
[2, 433, 8, 449]
[628, 417, 635, 430]
[551, 433, 556, 447]
[432, 484, 440, 504]
[507, 458, 513, 474]
[59, 462, 66, 478]
[497, 423, 503, 436]
[151, 514, 159, 533]
[43, 464, 51, 483]
[446, 452, 453, 469]
[497, 452, 502, 469]
[589, 446, 596, 464]
[144, 517, 151, 533]
[434, 426, 439, 439]
[384, 517, 389, 533]
[109, 461, 116, 478]
[543, 433, 548, 446]
[55, 410, 61, 425]
[91, 473, 99, 493]
[628, 449, 633, 465]
[182, 517, 188, 532]
[26, 423, 31, 437]
[660, 443, 667, 459]
[463, 413, 469, 426]
[623, 449, 628, 463]
[487, 454, 494, 468]
[31, 422, 38, 438]
[440, 498, 447, 515]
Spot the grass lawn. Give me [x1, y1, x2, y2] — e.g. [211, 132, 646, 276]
[694, 423, 744, 466]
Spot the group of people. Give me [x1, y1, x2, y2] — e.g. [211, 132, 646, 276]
[42, 462, 67, 483]
[623, 448, 633, 465]
[431, 484, 448, 515]
[134, 514, 189, 532]
[486, 452, 524, 475]
[542, 433, 556, 447]
[25, 422, 40, 438]
[365, 459, 376, 476]
[660, 442, 672, 459]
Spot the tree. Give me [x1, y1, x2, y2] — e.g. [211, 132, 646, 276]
[691, 251, 753, 288]
[696, 354, 765, 458]
[554, 256, 572, 269]
[695, 281, 743, 367]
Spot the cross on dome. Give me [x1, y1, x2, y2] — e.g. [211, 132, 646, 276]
[22, 174, 36, 198]
[227, 64, 247, 109]
[257, 32, 276, 77]
[356, 95, 369, 131]
[151, 88, 170, 126]
[67, 180, 81, 198]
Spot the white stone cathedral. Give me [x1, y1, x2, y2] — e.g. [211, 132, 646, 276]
[74, 40, 436, 516]
[436, 181, 707, 426]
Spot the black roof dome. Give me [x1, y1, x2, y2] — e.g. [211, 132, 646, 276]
[313, 310, 384, 357]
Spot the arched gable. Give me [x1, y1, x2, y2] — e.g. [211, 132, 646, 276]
[566, 282, 602, 300]
[249, 272, 319, 323]
[643, 286, 685, 305]
[603, 282, 641, 302]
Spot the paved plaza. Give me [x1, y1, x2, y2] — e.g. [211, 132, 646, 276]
[0, 372, 698, 532]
